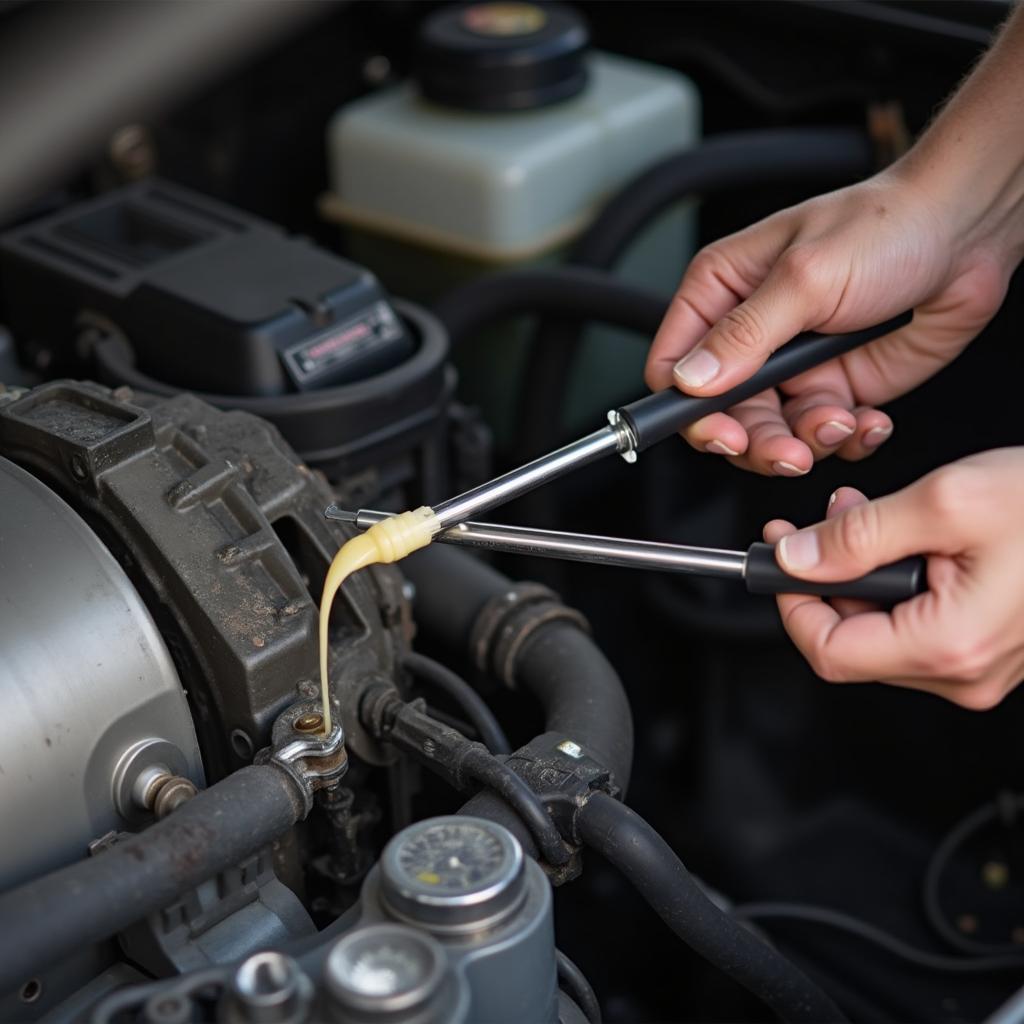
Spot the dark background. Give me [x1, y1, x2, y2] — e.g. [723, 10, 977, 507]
[3, 2, 1021, 1020]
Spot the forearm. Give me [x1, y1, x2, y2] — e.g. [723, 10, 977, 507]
[894, 7, 1024, 264]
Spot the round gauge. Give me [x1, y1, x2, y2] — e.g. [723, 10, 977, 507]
[326, 924, 446, 1016]
[380, 816, 525, 932]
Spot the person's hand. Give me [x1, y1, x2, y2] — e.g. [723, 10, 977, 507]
[761, 448, 1024, 709]
[645, 172, 1011, 475]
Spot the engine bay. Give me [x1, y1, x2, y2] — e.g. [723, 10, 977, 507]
[1, 3, 1023, 1022]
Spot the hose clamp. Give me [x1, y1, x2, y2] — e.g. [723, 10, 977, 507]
[470, 583, 590, 689]
[256, 700, 349, 816]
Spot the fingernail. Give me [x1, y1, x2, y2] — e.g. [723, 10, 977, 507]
[828, 490, 838, 507]
[673, 349, 720, 388]
[705, 439, 739, 457]
[815, 420, 855, 447]
[772, 461, 809, 477]
[863, 425, 893, 449]
[778, 530, 820, 571]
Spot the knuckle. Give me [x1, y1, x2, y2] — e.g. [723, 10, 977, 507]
[716, 303, 766, 357]
[814, 654, 846, 684]
[834, 503, 881, 562]
[805, 638, 850, 683]
[951, 680, 1006, 712]
[685, 245, 735, 294]
[778, 244, 825, 291]
[922, 465, 979, 524]
[689, 245, 724, 278]
[933, 632, 995, 683]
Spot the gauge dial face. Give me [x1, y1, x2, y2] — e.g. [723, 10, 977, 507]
[395, 820, 510, 896]
[327, 924, 446, 1014]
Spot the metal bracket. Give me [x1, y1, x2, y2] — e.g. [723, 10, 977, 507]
[257, 700, 349, 816]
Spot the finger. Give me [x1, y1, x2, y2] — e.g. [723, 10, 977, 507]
[836, 407, 894, 461]
[781, 578, 1013, 699]
[827, 485, 867, 515]
[680, 412, 749, 458]
[776, 594, 923, 682]
[761, 512, 872, 614]
[773, 468, 963, 582]
[880, 664, 1018, 709]
[785, 397, 858, 460]
[729, 390, 813, 476]
[777, 366, 858, 458]
[646, 219, 794, 390]
[763, 518, 796, 544]
[834, 278, 1005, 406]
[768, 489, 872, 623]
[669, 246, 837, 397]
[823, 487, 876, 619]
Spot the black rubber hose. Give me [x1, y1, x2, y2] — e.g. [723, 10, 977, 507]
[576, 793, 846, 1024]
[514, 627, 633, 793]
[433, 265, 666, 349]
[401, 544, 632, 790]
[0, 765, 305, 995]
[557, 949, 602, 1024]
[923, 793, 1024, 957]
[402, 543, 633, 858]
[460, 746, 571, 867]
[516, 128, 874, 462]
[402, 543, 512, 648]
[572, 128, 872, 271]
[404, 651, 511, 755]
[732, 903, 1024, 974]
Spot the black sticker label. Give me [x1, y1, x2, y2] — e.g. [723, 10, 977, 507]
[284, 301, 403, 383]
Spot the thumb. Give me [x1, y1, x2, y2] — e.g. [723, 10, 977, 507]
[775, 479, 940, 581]
[672, 253, 824, 396]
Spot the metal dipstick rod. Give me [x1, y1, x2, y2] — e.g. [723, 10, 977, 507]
[430, 420, 630, 532]
[324, 508, 926, 605]
[326, 313, 926, 605]
[427, 312, 912, 532]
[327, 507, 745, 577]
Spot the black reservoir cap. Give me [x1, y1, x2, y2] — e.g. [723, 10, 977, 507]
[415, 2, 589, 112]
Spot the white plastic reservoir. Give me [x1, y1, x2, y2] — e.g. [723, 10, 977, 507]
[325, 49, 700, 443]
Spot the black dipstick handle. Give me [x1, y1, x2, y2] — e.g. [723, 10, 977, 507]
[744, 542, 927, 605]
[618, 311, 912, 452]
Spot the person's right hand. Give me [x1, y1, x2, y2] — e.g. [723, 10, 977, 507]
[644, 169, 1013, 476]
[760, 448, 1024, 709]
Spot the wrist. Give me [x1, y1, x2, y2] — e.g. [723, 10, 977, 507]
[888, 8, 1024, 270]
[892, 130, 1024, 270]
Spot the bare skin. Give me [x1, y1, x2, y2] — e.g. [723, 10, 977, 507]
[764, 450, 1024, 710]
[646, 9, 1024, 704]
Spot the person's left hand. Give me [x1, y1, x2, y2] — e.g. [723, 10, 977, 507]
[762, 448, 1024, 709]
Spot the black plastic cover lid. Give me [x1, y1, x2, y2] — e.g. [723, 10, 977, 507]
[415, 2, 589, 112]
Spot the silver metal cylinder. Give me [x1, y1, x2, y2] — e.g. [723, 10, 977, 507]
[432, 427, 621, 530]
[329, 508, 748, 580]
[324, 924, 459, 1023]
[378, 816, 525, 935]
[359, 816, 559, 1024]
[225, 951, 312, 1024]
[0, 456, 204, 888]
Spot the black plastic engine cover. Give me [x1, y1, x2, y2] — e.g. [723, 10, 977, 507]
[0, 180, 412, 395]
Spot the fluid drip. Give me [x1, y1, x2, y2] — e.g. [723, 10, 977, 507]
[318, 507, 439, 734]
